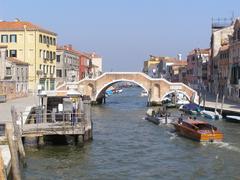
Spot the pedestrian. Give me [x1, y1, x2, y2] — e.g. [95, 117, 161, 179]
[71, 105, 76, 126]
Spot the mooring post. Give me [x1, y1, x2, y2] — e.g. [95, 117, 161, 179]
[220, 95, 225, 115]
[6, 123, 21, 180]
[83, 98, 92, 141]
[0, 149, 7, 180]
[203, 93, 206, 110]
[11, 106, 26, 166]
[215, 93, 219, 112]
[37, 136, 44, 147]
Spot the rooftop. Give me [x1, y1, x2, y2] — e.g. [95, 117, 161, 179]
[7, 57, 29, 66]
[0, 21, 57, 36]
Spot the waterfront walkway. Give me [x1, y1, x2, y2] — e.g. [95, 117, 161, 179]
[201, 93, 240, 114]
[0, 95, 38, 123]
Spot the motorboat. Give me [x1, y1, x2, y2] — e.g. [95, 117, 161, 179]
[176, 99, 189, 106]
[171, 119, 223, 142]
[145, 109, 173, 125]
[201, 110, 222, 120]
[225, 115, 240, 123]
[140, 90, 148, 97]
[179, 103, 202, 115]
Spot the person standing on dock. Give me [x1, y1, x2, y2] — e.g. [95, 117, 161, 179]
[71, 104, 76, 126]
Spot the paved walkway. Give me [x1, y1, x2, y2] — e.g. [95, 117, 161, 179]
[200, 93, 240, 113]
[0, 95, 38, 123]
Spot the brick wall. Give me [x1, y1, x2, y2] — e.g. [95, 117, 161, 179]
[0, 81, 27, 100]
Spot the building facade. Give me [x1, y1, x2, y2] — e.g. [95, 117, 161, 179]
[210, 21, 234, 94]
[0, 20, 57, 92]
[228, 18, 240, 101]
[56, 45, 79, 85]
[143, 55, 184, 79]
[0, 45, 29, 99]
[186, 48, 210, 91]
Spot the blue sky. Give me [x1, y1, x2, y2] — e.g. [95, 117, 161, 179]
[1, 0, 239, 71]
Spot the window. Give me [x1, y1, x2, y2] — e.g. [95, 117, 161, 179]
[39, 64, 42, 70]
[50, 37, 52, 45]
[9, 50, 17, 57]
[6, 67, 11, 75]
[50, 51, 52, 60]
[6, 50, 8, 57]
[47, 51, 49, 59]
[46, 65, 49, 74]
[53, 52, 56, 60]
[43, 50, 46, 59]
[43, 65, 46, 73]
[56, 69, 62, 77]
[1, 35, 8, 43]
[50, 66, 52, 74]
[50, 80, 55, 90]
[65, 69, 67, 77]
[238, 29, 240, 40]
[10, 35, 17, 43]
[43, 36, 46, 43]
[46, 36, 49, 44]
[39, 50, 42, 58]
[56, 55, 60, 62]
[53, 38, 56, 45]
[53, 66, 55, 74]
[39, 34, 42, 43]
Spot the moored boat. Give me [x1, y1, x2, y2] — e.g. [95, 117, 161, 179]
[226, 115, 240, 123]
[140, 90, 148, 97]
[145, 109, 173, 125]
[171, 119, 223, 142]
[179, 103, 202, 115]
[201, 110, 222, 120]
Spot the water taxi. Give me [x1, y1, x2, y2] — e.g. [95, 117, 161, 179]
[171, 119, 223, 142]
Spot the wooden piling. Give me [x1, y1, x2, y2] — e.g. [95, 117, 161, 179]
[215, 93, 219, 112]
[37, 136, 44, 147]
[6, 123, 21, 180]
[220, 95, 225, 115]
[11, 106, 26, 166]
[0, 149, 7, 180]
[203, 94, 206, 110]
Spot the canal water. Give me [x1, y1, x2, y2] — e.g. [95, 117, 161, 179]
[23, 88, 240, 180]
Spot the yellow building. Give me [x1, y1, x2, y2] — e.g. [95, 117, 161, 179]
[0, 21, 57, 92]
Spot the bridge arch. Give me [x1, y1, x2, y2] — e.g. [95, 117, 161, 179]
[57, 72, 199, 104]
[94, 79, 149, 100]
[87, 83, 95, 98]
[160, 90, 191, 102]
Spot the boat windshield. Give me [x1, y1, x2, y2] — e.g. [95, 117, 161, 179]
[195, 123, 217, 131]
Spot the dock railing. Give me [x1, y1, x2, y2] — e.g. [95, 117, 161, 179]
[20, 110, 85, 137]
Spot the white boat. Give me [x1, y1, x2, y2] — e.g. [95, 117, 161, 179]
[176, 99, 189, 106]
[140, 90, 148, 97]
[117, 89, 123, 93]
[201, 110, 222, 120]
[145, 109, 173, 125]
[226, 115, 240, 123]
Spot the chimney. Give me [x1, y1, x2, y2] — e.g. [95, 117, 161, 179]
[177, 54, 182, 61]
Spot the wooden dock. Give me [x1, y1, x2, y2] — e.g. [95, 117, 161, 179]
[22, 122, 85, 137]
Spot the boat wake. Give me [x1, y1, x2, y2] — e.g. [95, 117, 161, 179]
[213, 142, 240, 153]
[167, 131, 177, 140]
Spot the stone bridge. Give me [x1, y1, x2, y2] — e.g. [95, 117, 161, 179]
[57, 72, 199, 105]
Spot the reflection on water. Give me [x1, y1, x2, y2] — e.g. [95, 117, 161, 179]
[23, 88, 240, 180]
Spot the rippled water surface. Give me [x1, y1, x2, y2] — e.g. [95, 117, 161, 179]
[23, 88, 240, 180]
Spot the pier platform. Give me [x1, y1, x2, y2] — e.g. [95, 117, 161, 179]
[22, 122, 85, 137]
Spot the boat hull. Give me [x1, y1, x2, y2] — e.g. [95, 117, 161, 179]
[226, 116, 240, 123]
[145, 116, 173, 125]
[172, 123, 223, 142]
